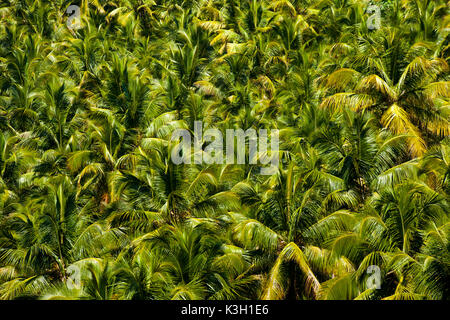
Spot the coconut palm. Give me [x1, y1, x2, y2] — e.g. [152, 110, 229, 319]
[0, 0, 448, 301]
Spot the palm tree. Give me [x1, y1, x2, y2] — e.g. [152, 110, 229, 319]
[321, 56, 449, 157]
[0, 0, 448, 301]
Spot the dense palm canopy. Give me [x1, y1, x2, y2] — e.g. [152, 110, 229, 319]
[0, 0, 448, 300]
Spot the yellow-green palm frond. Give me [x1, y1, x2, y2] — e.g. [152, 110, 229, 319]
[356, 75, 396, 101]
[398, 57, 448, 91]
[320, 93, 375, 112]
[424, 81, 450, 99]
[261, 242, 320, 300]
[324, 68, 359, 91]
[381, 104, 427, 156]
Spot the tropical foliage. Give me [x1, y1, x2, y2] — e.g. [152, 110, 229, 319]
[0, 0, 448, 300]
